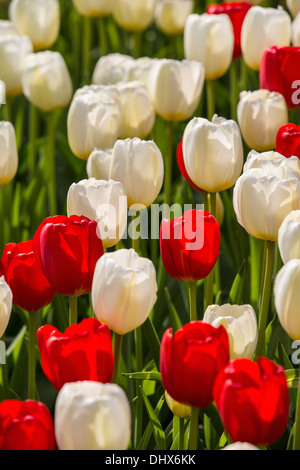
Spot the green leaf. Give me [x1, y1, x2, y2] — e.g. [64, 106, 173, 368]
[228, 259, 246, 304]
[139, 387, 167, 450]
[142, 317, 161, 371]
[164, 286, 182, 333]
[285, 369, 300, 389]
[123, 371, 162, 382]
[137, 393, 165, 450]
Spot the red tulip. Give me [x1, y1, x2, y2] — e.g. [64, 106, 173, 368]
[33, 215, 104, 297]
[0, 399, 56, 450]
[160, 321, 229, 409]
[37, 317, 114, 391]
[276, 123, 300, 159]
[260, 46, 300, 109]
[1, 240, 55, 312]
[160, 209, 220, 282]
[206, 2, 251, 59]
[213, 357, 290, 446]
[176, 139, 203, 192]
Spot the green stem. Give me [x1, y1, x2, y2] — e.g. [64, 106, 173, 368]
[112, 333, 123, 384]
[256, 240, 275, 357]
[293, 371, 300, 450]
[28, 104, 38, 180]
[4, 97, 12, 122]
[250, 236, 263, 312]
[133, 31, 141, 59]
[82, 16, 92, 83]
[206, 80, 215, 121]
[164, 120, 174, 209]
[188, 281, 197, 322]
[98, 16, 107, 57]
[69, 296, 78, 325]
[28, 311, 37, 400]
[179, 418, 185, 450]
[204, 192, 217, 310]
[230, 59, 238, 122]
[188, 407, 199, 450]
[134, 326, 143, 448]
[47, 111, 57, 216]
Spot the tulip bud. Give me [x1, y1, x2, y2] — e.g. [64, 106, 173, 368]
[222, 442, 260, 450]
[0, 276, 12, 338]
[0, 121, 18, 186]
[9, 0, 60, 51]
[154, 0, 193, 36]
[113, 0, 157, 32]
[0, 19, 20, 37]
[203, 303, 258, 359]
[146, 58, 205, 121]
[184, 13, 234, 80]
[92, 53, 135, 85]
[22, 51, 73, 113]
[278, 210, 300, 264]
[243, 149, 300, 175]
[126, 56, 158, 91]
[67, 178, 128, 249]
[241, 6, 291, 70]
[182, 115, 244, 192]
[87, 148, 113, 181]
[54, 381, 131, 450]
[165, 391, 191, 418]
[92, 248, 158, 335]
[237, 89, 288, 152]
[287, 0, 300, 19]
[72, 0, 116, 17]
[276, 123, 300, 160]
[0, 34, 33, 97]
[233, 167, 300, 241]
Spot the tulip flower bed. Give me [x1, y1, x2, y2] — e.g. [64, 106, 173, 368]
[1, 0, 300, 453]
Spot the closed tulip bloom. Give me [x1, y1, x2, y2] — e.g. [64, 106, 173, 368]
[0, 399, 56, 450]
[67, 86, 121, 160]
[241, 6, 291, 71]
[113, 0, 157, 32]
[72, 0, 116, 17]
[233, 167, 300, 241]
[86, 148, 113, 181]
[92, 53, 135, 85]
[146, 58, 204, 121]
[243, 149, 300, 175]
[160, 321, 229, 409]
[274, 259, 300, 339]
[154, 0, 193, 36]
[222, 442, 260, 450]
[160, 210, 221, 282]
[92, 137, 164, 209]
[276, 123, 300, 159]
[184, 13, 234, 80]
[213, 357, 290, 445]
[21, 51, 73, 113]
[67, 178, 128, 248]
[203, 303, 258, 359]
[54, 381, 131, 450]
[37, 318, 114, 391]
[1, 240, 55, 312]
[237, 89, 288, 152]
[0, 34, 33, 97]
[34, 215, 104, 297]
[278, 210, 300, 264]
[292, 12, 300, 46]
[9, 0, 60, 51]
[287, 0, 300, 18]
[0, 19, 20, 37]
[260, 46, 300, 109]
[165, 391, 191, 418]
[92, 249, 157, 335]
[182, 115, 243, 193]
[0, 121, 18, 186]
[0, 276, 12, 338]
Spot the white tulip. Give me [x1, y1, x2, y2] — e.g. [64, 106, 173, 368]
[0, 276, 12, 338]
[0, 20, 20, 37]
[182, 115, 244, 192]
[92, 249, 157, 335]
[155, 0, 193, 36]
[87, 148, 113, 181]
[278, 210, 300, 264]
[292, 11, 300, 46]
[92, 53, 135, 85]
[72, 0, 116, 17]
[0, 121, 18, 186]
[67, 178, 128, 248]
[203, 303, 258, 359]
[243, 150, 300, 175]
[113, 0, 157, 32]
[54, 381, 131, 450]
[287, 0, 300, 19]
[222, 442, 260, 450]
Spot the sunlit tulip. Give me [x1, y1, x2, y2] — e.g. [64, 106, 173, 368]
[278, 210, 300, 264]
[0, 399, 56, 450]
[0, 121, 18, 186]
[92, 249, 157, 335]
[0, 34, 33, 97]
[233, 167, 300, 241]
[146, 58, 204, 121]
[184, 13, 234, 80]
[154, 0, 193, 36]
[89, 138, 164, 209]
[21, 51, 73, 113]
[276, 123, 300, 159]
[243, 149, 300, 175]
[222, 442, 260, 450]
[213, 357, 290, 446]
[37, 318, 114, 391]
[182, 115, 244, 192]
[86, 148, 113, 180]
[55, 381, 131, 450]
[274, 259, 300, 339]
[72, 0, 116, 17]
[237, 89, 288, 152]
[113, 0, 157, 32]
[160, 321, 229, 409]
[203, 303, 258, 359]
[0, 19, 20, 37]
[0, 276, 12, 338]
[287, 0, 300, 19]
[92, 53, 135, 85]
[165, 391, 191, 418]
[241, 6, 291, 70]
[9, 0, 60, 51]
[126, 56, 158, 90]
[67, 178, 128, 248]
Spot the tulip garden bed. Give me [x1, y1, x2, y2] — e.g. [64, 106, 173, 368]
[0, 0, 300, 452]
